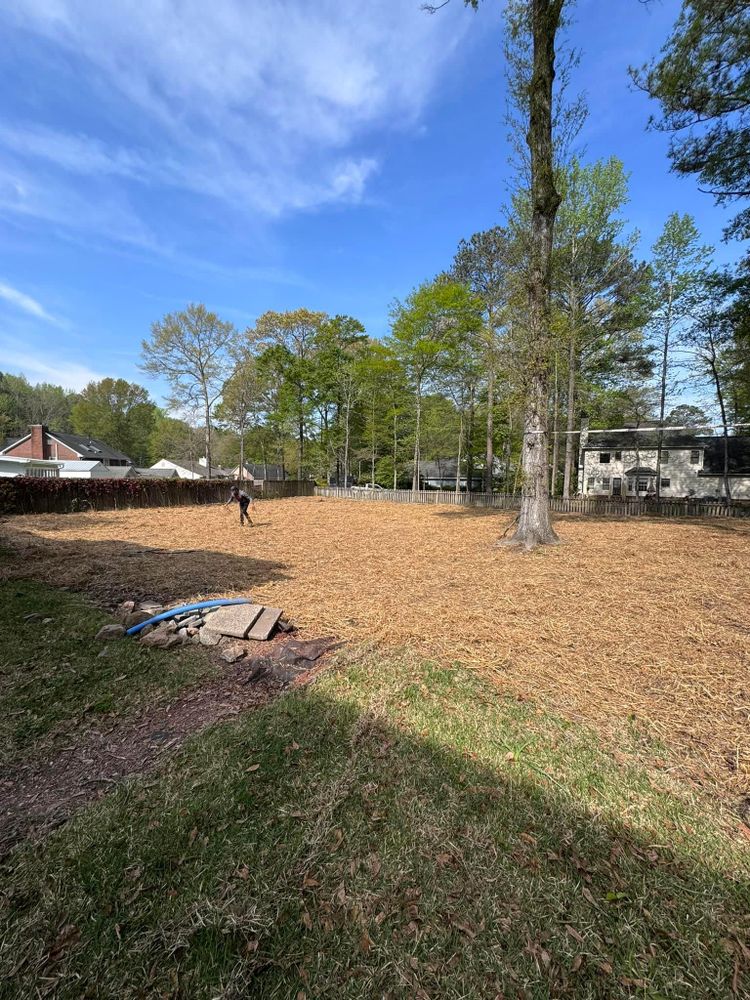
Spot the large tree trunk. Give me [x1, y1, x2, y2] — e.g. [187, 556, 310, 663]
[238, 423, 245, 481]
[393, 411, 398, 489]
[708, 340, 732, 505]
[297, 410, 304, 481]
[655, 285, 674, 501]
[455, 410, 464, 495]
[502, 0, 563, 548]
[562, 335, 576, 497]
[550, 351, 559, 495]
[466, 388, 475, 493]
[485, 362, 494, 493]
[412, 384, 422, 492]
[203, 392, 212, 479]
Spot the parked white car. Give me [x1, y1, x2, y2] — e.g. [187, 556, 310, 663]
[352, 483, 384, 491]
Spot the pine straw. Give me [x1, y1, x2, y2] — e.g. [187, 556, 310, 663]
[2, 498, 749, 803]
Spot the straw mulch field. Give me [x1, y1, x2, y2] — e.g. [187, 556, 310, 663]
[3, 497, 749, 802]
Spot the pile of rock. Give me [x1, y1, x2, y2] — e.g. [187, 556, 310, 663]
[96, 599, 293, 652]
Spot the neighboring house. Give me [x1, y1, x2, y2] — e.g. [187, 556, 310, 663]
[0, 456, 62, 478]
[0, 424, 132, 467]
[135, 467, 178, 479]
[55, 461, 113, 478]
[150, 458, 232, 480]
[233, 462, 287, 482]
[578, 430, 750, 499]
[417, 459, 484, 491]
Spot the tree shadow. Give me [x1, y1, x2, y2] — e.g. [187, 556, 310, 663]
[1, 664, 747, 999]
[0, 529, 290, 606]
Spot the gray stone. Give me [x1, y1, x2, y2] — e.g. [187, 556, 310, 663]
[176, 614, 202, 630]
[41, 618, 54, 625]
[220, 644, 245, 664]
[115, 601, 136, 622]
[177, 627, 189, 638]
[95, 624, 126, 641]
[140, 628, 183, 649]
[23, 612, 42, 622]
[208, 604, 263, 639]
[123, 609, 153, 629]
[199, 629, 222, 647]
[139, 623, 154, 637]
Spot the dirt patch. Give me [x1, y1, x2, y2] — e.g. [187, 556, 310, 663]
[2, 498, 750, 801]
[0, 658, 317, 857]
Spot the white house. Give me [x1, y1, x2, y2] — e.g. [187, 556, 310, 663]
[0, 456, 62, 478]
[56, 460, 112, 478]
[150, 457, 233, 480]
[579, 430, 750, 500]
[232, 462, 286, 483]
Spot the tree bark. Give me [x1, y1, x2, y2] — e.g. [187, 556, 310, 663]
[412, 383, 422, 492]
[550, 350, 559, 495]
[501, 0, 563, 548]
[393, 411, 398, 490]
[655, 284, 674, 501]
[455, 410, 464, 495]
[239, 422, 245, 481]
[485, 361, 494, 493]
[562, 334, 576, 497]
[466, 388, 475, 493]
[203, 391, 212, 479]
[707, 333, 732, 505]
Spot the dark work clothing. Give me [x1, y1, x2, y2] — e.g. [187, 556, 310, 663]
[229, 489, 252, 524]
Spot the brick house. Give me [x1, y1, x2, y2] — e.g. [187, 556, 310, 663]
[0, 424, 133, 467]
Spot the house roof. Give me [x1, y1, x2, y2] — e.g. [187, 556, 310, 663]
[154, 459, 233, 478]
[0, 429, 132, 462]
[136, 467, 178, 478]
[237, 462, 286, 480]
[624, 466, 658, 476]
[583, 430, 712, 450]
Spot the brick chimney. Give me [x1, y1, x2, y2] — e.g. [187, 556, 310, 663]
[30, 424, 49, 459]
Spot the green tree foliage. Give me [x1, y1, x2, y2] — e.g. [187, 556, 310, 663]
[634, 1, 750, 252]
[147, 412, 202, 467]
[648, 213, 712, 496]
[0, 373, 77, 439]
[552, 156, 653, 496]
[141, 303, 236, 477]
[251, 309, 327, 479]
[387, 279, 483, 490]
[70, 378, 156, 465]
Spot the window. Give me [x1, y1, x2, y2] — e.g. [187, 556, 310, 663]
[690, 449, 701, 465]
[602, 476, 611, 489]
[661, 478, 671, 488]
[612, 477, 622, 496]
[637, 478, 649, 492]
[661, 451, 669, 464]
[627, 478, 635, 493]
[599, 452, 611, 464]
[587, 477, 595, 491]
[614, 451, 622, 460]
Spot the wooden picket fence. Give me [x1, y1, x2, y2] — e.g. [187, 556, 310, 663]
[314, 486, 750, 519]
[0, 477, 314, 515]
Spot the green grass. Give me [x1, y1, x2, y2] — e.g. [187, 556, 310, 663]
[0, 580, 217, 763]
[1, 644, 748, 999]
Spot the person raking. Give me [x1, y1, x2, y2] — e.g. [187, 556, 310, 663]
[225, 485, 253, 526]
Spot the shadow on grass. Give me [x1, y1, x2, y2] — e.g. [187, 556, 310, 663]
[1, 655, 747, 999]
[0, 530, 291, 605]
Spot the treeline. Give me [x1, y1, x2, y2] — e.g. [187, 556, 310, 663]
[3, 166, 748, 491]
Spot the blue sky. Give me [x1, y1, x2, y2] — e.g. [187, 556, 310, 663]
[0, 0, 742, 404]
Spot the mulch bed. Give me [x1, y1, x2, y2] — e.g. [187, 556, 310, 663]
[2, 498, 749, 805]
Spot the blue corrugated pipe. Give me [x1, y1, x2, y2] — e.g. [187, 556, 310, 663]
[126, 597, 251, 636]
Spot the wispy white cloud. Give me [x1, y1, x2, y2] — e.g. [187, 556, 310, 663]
[0, 342, 100, 390]
[0, 0, 475, 231]
[0, 280, 61, 325]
